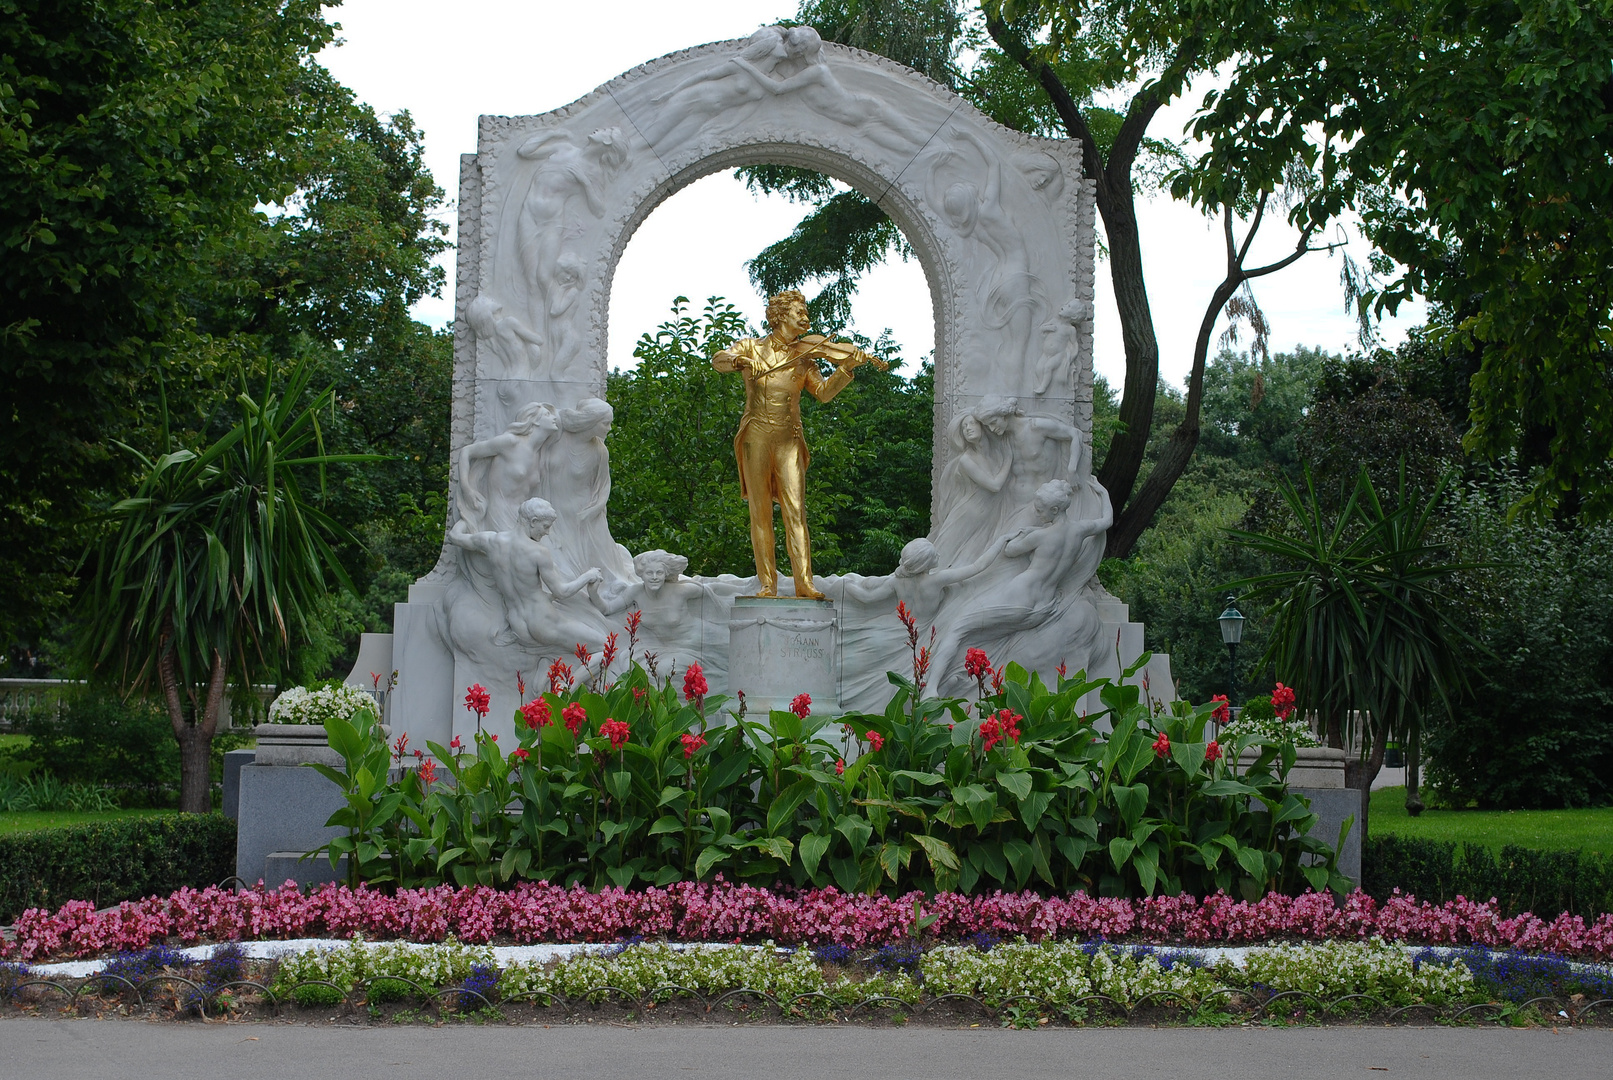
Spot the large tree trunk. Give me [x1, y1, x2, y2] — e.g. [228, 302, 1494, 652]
[158, 613, 224, 814]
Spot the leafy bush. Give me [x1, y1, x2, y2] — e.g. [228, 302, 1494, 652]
[0, 774, 118, 812]
[1425, 476, 1613, 808]
[1363, 834, 1613, 920]
[312, 647, 1348, 900]
[10, 690, 177, 806]
[0, 813, 236, 922]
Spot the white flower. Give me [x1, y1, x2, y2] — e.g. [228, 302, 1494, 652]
[266, 683, 379, 726]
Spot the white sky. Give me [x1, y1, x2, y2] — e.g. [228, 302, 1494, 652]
[319, 0, 1424, 390]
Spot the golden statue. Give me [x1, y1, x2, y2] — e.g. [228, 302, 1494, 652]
[712, 289, 886, 600]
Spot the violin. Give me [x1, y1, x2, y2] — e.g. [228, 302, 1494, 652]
[784, 333, 890, 372]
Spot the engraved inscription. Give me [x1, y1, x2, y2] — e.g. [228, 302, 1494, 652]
[780, 632, 826, 661]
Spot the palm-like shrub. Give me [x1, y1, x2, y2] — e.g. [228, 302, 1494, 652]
[78, 362, 369, 811]
[1227, 466, 1475, 837]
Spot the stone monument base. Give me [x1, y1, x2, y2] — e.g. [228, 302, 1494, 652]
[234, 762, 346, 889]
[727, 596, 840, 715]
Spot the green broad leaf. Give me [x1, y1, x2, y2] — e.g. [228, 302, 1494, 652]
[830, 855, 860, 894]
[1235, 845, 1268, 882]
[912, 833, 960, 872]
[606, 865, 636, 887]
[436, 847, 467, 871]
[755, 836, 794, 864]
[1030, 832, 1056, 885]
[1122, 651, 1153, 678]
[1018, 789, 1054, 832]
[1070, 814, 1099, 840]
[973, 840, 1007, 883]
[1001, 838, 1034, 886]
[658, 785, 687, 807]
[835, 814, 873, 858]
[1056, 835, 1091, 870]
[1108, 836, 1136, 871]
[707, 750, 753, 791]
[1301, 863, 1330, 893]
[645, 865, 682, 887]
[799, 832, 832, 879]
[703, 806, 732, 838]
[1170, 740, 1208, 775]
[695, 846, 730, 879]
[1134, 845, 1160, 895]
[768, 777, 816, 836]
[996, 771, 1033, 800]
[563, 782, 593, 800]
[878, 841, 912, 883]
[892, 769, 947, 787]
[1200, 778, 1258, 797]
[323, 716, 363, 763]
[604, 769, 632, 801]
[1003, 661, 1031, 686]
[648, 815, 684, 836]
[957, 855, 980, 893]
[1274, 793, 1315, 826]
[1111, 782, 1149, 831]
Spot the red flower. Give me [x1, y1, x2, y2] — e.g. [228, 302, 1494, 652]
[683, 662, 708, 703]
[510, 747, 530, 764]
[865, 730, 885, 752]
[979, 716, 1003, 751]
[625, 609, 643, 638]
[632, 686, 647, 703]
[602, 632, 619, 669]
[1272, 682, 1296, 720]
[991, 668, 1005, 695]
[520, 699, 552, 729]
[680, 732, 707, 759]
[914, 644, 932, 685]
[996, 708, 1022, 743]
[562, 702, 587, 737]
[1211, 694, 1231, 724]
[790, 693, 812, 718]
[1152, 732, 1171, 758]
[601, 718, 630, 750]
[547, 658, 574, 694]
[1205, 740, 1223, 763]
[835, 758, 845, 776]
[370, 671, 381, 690]
[896, 600, 916, 635]
[391, 733, 409, 760]
[1056, 660, 1068, 680]
[964, 647, 991, 680]
[418, 759, 438, 785]
[449, 735, 462, 751]
[516, 670, 526, 699]
[575, 642, 593, 665]
[463, 684, 490, 719]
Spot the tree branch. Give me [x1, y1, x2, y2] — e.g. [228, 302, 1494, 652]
[983, 16, 1103, 184]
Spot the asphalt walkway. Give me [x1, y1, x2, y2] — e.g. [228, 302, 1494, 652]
[1, 1019, 1606, 1080]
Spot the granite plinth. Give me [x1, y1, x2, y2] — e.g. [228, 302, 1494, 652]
[234, 762, 346, 889]
[221, 748, 255, 820]
[727, 596, 840, 715]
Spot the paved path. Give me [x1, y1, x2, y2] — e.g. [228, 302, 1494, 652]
[2, 1019, 1607, 1080]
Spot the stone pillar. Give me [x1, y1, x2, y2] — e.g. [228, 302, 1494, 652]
[727, 598, 840, 715]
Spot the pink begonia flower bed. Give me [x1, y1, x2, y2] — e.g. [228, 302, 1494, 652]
[6, 880, 1612, 965]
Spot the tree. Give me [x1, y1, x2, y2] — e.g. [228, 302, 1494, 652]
[0, 0, 339, 644]
[1184, 0, 1613, 520]
[746, 0, 1343, 556]
[1227, 468, 1476, 841]
[77, 362, 369, 812]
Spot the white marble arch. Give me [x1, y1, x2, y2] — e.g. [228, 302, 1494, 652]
[382, 30, 1171, 752]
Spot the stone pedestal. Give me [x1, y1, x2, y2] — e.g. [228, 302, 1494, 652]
[234, 763, 346, 889]
[1236, 746, 1360, 886]
[221, 748, 255, 820]
[727, 597, 840, 715]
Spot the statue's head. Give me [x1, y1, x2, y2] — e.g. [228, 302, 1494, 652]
[784, 25, 824, 60]
[467, 294, 503, 337]
[765, 289, 810, 337]
[508, 401, 558, 437]
[1016, 151, 1064, 201]
[740, 25, 789, 64]
[634, 549, 689, 591]
[587, 127, 627, 171]
[1057, 297, 1093, 323]
[1032, 480, 1074, 523]
[896, 538, 940, 576]
[942, 182, 979, 233]
[976, 395, 1021, 435]
[517, 497, 560, 539]
[560, 397, 613, 437]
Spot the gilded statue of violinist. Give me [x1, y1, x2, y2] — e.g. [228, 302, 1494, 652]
[712, 289, 886, 599]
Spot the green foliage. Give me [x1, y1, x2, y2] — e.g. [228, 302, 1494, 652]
[1363, 834, 1613, 920]
[312, 655, 1346, 899]
[1424, 476, 1613, 809]
[0, 813, 236, 922]
[1182, 0, 1613, 519]
[1228, 467, 1475, 792]
[8, 691, 176, 806]
[0, 774, 117, 813]
[606, 298, 934, 578]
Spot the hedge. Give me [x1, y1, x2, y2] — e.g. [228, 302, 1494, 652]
[0, 813, 236, 923]
[1364, 834, 1613, 920]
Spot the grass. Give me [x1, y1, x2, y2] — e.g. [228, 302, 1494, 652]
[0, 808, 175, 836]
[1371, 786, 1613, 855]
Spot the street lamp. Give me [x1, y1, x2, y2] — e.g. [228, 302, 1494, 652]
[1218, 596, 1245, 708]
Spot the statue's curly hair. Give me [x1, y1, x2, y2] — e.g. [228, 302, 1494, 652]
[765, 288, 809, 330]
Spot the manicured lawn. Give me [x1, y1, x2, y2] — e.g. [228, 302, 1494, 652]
[1371, 786, 1613, 855]
[0, 808, 175, 836]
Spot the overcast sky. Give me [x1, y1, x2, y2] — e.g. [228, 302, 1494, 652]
[319, 0, 1424, 390]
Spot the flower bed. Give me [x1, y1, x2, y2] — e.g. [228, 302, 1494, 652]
[7, 879, 1613, 965]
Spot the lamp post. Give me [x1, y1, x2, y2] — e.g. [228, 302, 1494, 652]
[1218, 596, 1245, 709]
